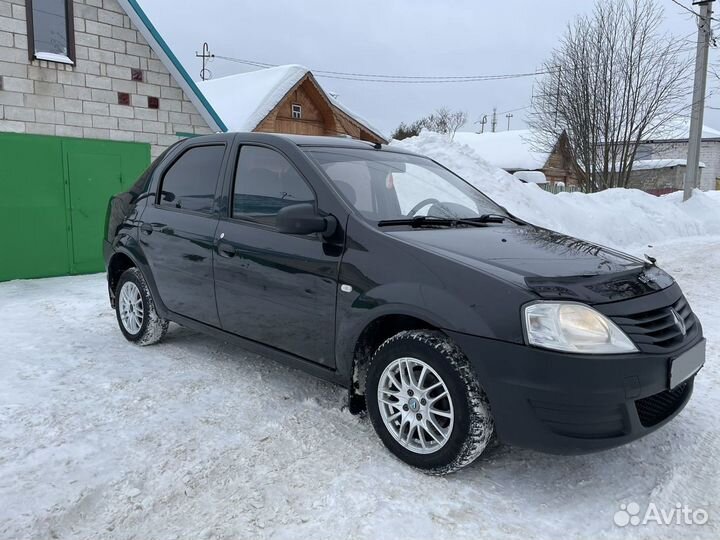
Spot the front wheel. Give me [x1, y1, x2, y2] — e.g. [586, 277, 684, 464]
[366, 330, 494, 475]
[115, 267, 169, 346]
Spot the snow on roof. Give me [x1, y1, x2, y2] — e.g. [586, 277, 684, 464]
[327, 93, 388, 143]
[644, 117, 720, 141]
[197, 65, 308, 132]
[513, 170, 548, 184]
[632, 159, 705, 170]
[453, 130, 550, 171]
[196, 65, 387, 141]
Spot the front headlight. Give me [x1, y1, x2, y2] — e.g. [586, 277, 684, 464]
[523, 302, 638, 354]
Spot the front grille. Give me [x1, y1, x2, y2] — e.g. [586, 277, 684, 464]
[635, 381, 691, 427]
[609, 295, 698, 353]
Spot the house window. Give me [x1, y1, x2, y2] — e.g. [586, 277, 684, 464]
[26, 0, 76, 64]
[291, 103, 302, 119]
[148, 96, 160, 109]
[131, 68, 144, 82]
[117, 92, 130, 106]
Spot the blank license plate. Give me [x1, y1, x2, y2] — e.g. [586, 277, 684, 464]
[670, 340, 706, 389]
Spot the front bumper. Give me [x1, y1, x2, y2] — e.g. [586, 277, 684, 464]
[446, 330, 704, 454]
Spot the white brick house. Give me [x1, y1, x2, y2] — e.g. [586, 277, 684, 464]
[0, 0, 222, 158]
[0, 0, 230, 281]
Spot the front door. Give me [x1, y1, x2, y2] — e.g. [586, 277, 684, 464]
[139, 143, 227, 326]
[213, 145, 340, 366]
[67, 152, 123, 274]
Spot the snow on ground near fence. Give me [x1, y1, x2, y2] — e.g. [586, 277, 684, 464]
[1, 239, 718, 539]
[393, 132, 720, 249]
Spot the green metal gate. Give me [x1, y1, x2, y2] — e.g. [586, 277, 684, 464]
[0, 133, 150, 281]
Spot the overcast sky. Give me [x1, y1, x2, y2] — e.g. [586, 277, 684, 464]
[140, 0, 718, 136]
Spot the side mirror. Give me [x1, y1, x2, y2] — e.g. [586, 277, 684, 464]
[160, 190, 175, 203]
[276, 203, 337, 237]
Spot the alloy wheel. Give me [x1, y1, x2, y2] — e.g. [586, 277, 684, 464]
[119, 281, 144, 335]
[377, 356, 455, 454]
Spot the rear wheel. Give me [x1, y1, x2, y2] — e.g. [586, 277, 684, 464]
[366, 330, 494, 475]
[115, 267, 169, 346]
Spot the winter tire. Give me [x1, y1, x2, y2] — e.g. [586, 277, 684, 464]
[115, 267, 169, 346]
[366, 330, 494, 475]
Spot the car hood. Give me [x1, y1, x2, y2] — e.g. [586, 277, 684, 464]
[386, 225, 673, 303]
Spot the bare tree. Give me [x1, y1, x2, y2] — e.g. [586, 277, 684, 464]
[422, 108, 468, 140]
[529, 0, 692, 192]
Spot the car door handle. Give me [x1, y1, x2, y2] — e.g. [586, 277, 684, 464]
[216, 241, 236, 258]
[140, 223, 172, 235]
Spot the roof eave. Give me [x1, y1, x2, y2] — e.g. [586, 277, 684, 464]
[116, 0, 227, 133]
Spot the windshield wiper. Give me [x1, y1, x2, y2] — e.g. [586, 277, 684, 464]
[474, 213, 526, 225]
[377, 216, 488, 228]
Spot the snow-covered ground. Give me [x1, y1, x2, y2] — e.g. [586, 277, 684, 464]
[1, 238, 718, 539]
[2, 132, 719, 538]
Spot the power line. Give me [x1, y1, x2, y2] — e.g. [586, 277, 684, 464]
[214, 31, 698, 86]
[669, 0, 700, 17]
[212, 55, 556, 84]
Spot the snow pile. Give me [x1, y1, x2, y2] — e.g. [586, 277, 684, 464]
[453, 129, 549, 170]
[393, 132, 720, 249]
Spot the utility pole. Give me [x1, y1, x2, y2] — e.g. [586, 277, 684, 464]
[506, 113, 514, 130]
[475, 115, 488, 134]
[491, 107, 497, 133]
[554, 66, 562, 128]
[684, 0, 715, 201]
[195, 42, 214, 81]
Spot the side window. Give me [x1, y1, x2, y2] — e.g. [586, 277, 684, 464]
[322, 160, 375, 214]
[159, 145, 225, 214]
[233, 146, 315, 227]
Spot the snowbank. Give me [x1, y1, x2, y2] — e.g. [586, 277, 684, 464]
[393, 132, 720, 249]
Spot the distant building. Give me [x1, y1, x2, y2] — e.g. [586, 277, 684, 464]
[197, 65, 388, 145]
[626, 159, 705, 195]
[635, 121, 720, 191]
[453, 129, 579, 186]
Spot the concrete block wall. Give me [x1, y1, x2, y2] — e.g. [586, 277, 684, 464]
[647, 140, 720, 191]
[0, 0, 213, 158]
[626, 165, 691, 192]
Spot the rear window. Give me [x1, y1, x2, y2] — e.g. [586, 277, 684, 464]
[159, 145, 225, 213]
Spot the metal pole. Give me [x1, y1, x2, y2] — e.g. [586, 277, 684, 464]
[684, 0, 714, 201]
[506, 113, 513, 130]
[491, 107, 497, 133]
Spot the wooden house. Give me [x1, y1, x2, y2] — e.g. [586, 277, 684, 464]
[197, 65, 388, 144]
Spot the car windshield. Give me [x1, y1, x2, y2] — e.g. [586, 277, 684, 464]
[306, 147, 506, 223]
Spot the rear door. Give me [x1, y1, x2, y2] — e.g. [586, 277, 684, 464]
[213, 143, 341, 366]
[139, 142, 228, 326]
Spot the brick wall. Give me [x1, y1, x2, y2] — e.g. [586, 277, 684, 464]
[0, 0, 213, 158]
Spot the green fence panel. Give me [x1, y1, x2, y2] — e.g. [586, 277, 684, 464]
[0, 133, 70, 281]
[0, 133, 150, 281]
[63, 138, 150, 275]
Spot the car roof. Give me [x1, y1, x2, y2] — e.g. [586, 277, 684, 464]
[183, 132, 421, 156]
